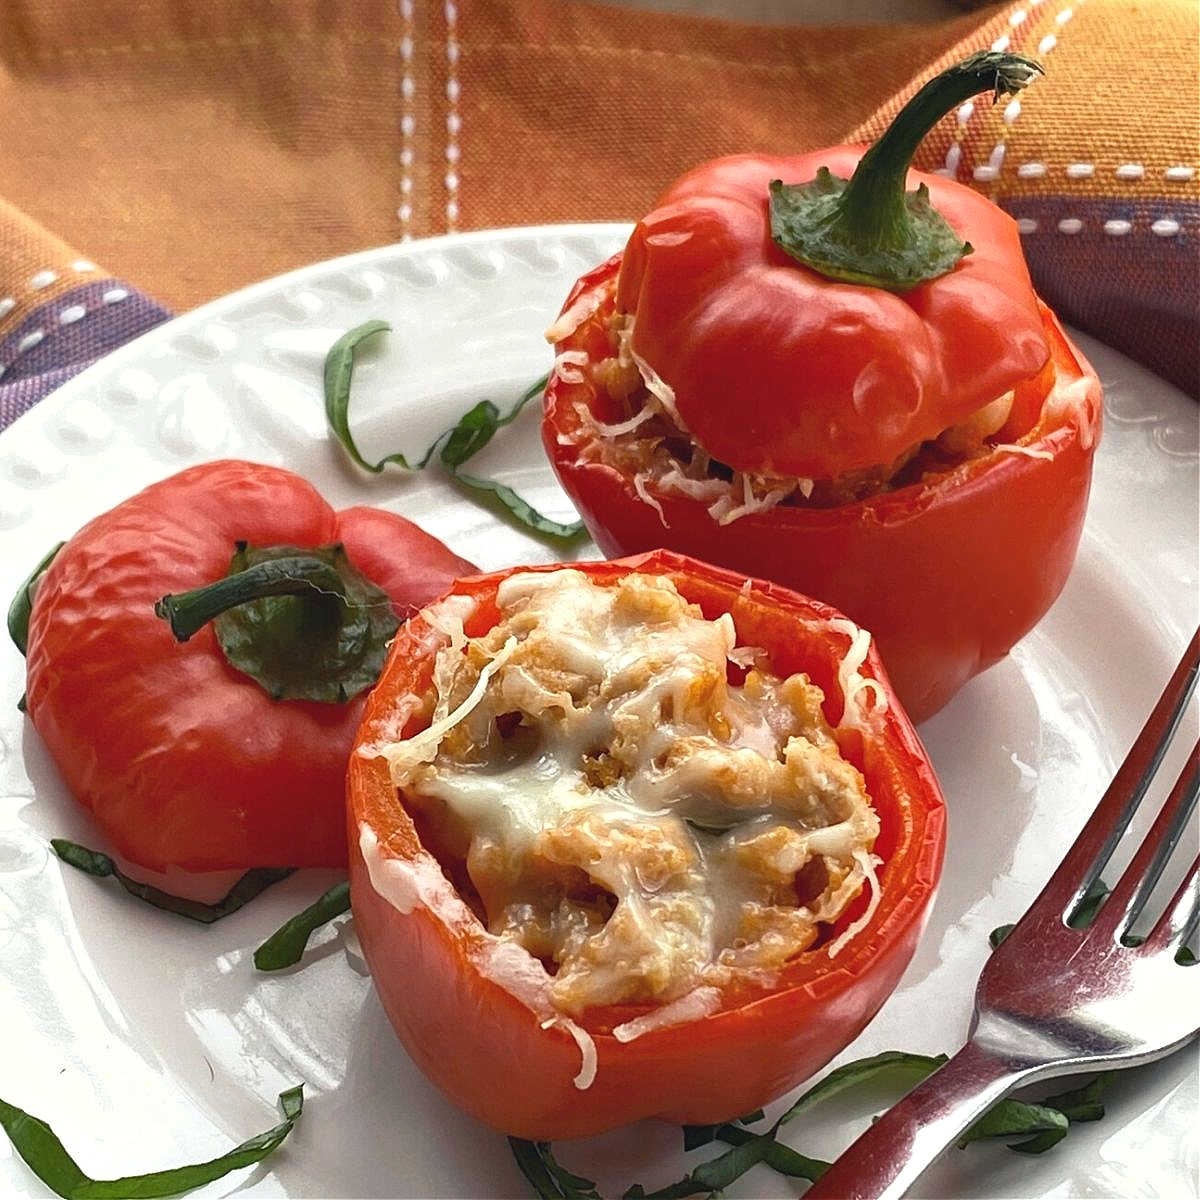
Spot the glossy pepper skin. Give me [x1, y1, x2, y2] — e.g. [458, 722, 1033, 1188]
[24, 459, 475, 873]
[616, 151, 1052, 480]
[348, 549, 946, 1140]
[545, 258, 1101, 722]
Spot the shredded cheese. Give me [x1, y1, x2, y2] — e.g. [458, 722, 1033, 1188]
[612, 986, 723, 1043]
[709, 474, 796, 526]
[552, 349, 589, 384]
[542, 1015, 599, 1089]
[592, 405, 658, 438]
[632, 470, 668, 527]
[993, 442, 1054, 460]
[827, 850, 883, 958]
[375, 637, 518, 779]
[659, 468, 727, 502]
[630, 345, 687, 430]
[545, 291, 603, 343]
[420, 594, 477, 652]
[828, 617, 888, 731]
[727, 644, 759, 669]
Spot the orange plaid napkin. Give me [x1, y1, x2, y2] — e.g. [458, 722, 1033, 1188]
[1, 0, 1196, 429]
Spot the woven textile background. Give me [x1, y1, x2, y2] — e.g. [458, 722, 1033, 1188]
[0, 0, 1196, 428]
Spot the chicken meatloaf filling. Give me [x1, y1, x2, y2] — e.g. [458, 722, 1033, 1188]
[378, 569, 880, 1017]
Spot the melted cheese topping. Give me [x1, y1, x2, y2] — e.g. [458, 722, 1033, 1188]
[376, 570, 879, 1018]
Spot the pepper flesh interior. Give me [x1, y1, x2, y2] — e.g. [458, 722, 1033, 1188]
[378, 570, 879, 1018]
[575, 309, 1028, 521]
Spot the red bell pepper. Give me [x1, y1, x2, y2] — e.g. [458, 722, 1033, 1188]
[542, 54, 1102, 721]
[348, 549, 946, 1139]
[21, 459, 475, 874]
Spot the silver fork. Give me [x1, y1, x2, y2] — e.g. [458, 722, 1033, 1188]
[805, 630, 1200, 1200]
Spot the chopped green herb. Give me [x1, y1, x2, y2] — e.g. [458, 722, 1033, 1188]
[508, 1139, 600, 1199]
[0, 1084, 303, 1199]
[323, 320, 582, 541]
[448, 470, 583, 539]
[1067, 877, 1112, 927]
[1040, 1073, 1112, 1123]
[7, 540, 63, 657]
[710, 1123, 829, 1181]
[8, 540, 64, 709]
[323, 321, 417, 473]
[254, 880, 351, 970]
[959, 1099, 1068, 1151]
[989, 922, 1015, 949]
[775, 1050, 949, 1129]
[51, 839, 291, 924]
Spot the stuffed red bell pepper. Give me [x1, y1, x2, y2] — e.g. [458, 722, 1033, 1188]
[543, 53, 1102, 722]
[348, 549, 945, 1139]
[18, 459, 475, 873]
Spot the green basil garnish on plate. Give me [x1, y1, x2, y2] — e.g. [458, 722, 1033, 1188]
[254, 879, 351, 970]
[323, 321, 584, 541]
[323, 320, 419, 473]
[508, 1138, 601, 1200]
[516, 1041, 1115, 1200]
[51, 839, 292, 924]
[7, 540, 63, 658]
[0, 1084, 303, 1199]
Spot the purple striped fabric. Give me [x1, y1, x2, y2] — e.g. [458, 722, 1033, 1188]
[0, 281, 169, 432]
[1006, 196, 1200, 397]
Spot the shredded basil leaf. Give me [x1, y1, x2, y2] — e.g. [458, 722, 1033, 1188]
[322, 320, 582, 540]
[7, 540, 63, 657]
[254, 880, 351, 970]
[988, 922, 1015, 949]
[709, 1123, 828, 1181]
[652, 1054, 947, 1199]
[51, 839, 292, 924]
[1040, 1073, 1110, 1121]
[0, 1084, 303, 1199]
[448, 471, 584, 540]
[508, 1140, 600, 1200]
[1067, 877, 1113, 927]
[322, 321, 415, 473]
[430, 380, 582, 540]
[959, 1099, 1068, 1150]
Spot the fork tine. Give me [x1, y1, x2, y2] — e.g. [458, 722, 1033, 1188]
[1141, 852, 1200, 956]
[1030, 631, 1199, 924]
[1090, 740, 1199, 940]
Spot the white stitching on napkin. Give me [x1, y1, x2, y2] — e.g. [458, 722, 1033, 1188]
[398, 0, 415, 241]
[444, 0, 460, 230]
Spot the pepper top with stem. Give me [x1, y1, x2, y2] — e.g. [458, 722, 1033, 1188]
[769, 51, 1043, 291]
[155, 541, 400, 703]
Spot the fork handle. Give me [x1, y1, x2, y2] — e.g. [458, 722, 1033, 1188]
[803, 1040, 1039, 1200]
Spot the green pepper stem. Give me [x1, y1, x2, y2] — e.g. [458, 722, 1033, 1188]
[155, 556, 353, 643]
[836, 51, 1043, 250]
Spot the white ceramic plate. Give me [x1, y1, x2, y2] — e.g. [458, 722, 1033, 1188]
[0, 225, 1196, 1200]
